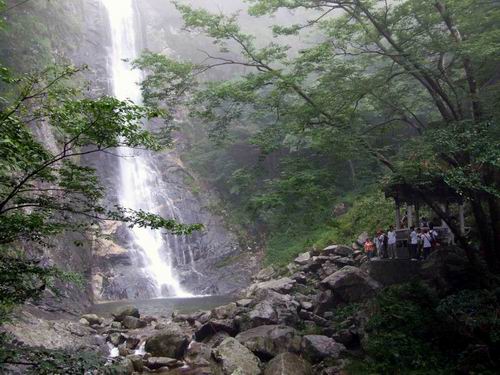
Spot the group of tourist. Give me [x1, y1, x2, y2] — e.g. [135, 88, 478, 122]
[363, 224, 439, 261]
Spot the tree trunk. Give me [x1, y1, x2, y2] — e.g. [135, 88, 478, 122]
[487, 196, 500, 272]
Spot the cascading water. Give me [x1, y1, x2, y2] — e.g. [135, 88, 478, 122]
[102, 0, 192, 298]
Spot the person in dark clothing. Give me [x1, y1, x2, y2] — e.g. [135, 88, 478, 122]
[379, 230, 388, 258]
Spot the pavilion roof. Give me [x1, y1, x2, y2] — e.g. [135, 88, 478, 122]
[383, 179, 463, 205]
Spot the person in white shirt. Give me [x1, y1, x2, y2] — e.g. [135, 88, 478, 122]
[387, 226, 397, 259]
[374, 232, 381, 258]
[429, 224, 439, 250]
[422, 229, 433, 259]
[409, 226, 419, 260]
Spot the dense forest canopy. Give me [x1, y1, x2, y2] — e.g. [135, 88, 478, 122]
[135, 0, 500, 271]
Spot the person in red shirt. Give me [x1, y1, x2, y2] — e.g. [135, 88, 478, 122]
[364, 238, 376, 260]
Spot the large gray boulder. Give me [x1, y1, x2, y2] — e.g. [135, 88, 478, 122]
[236, 325, 301, 360]
[144, 324, 189, 359]
[213, 337, 261, 375]
[121, 316, 147, 329]
[294, 252, 311, 265]
[322, 245, 353, 257]
[247, 301, 278, 327]
[301, 335, 345, 363]
[107, 332, 126, 347]
[212, 303, 238, 320]
[195, 319, 238, 341]
[254, 266, 276, 282]
[247, 289, 300, 328]
[185, 341, 214, 369]
[248, 277, 296, 295]
[146, 357, 181, 370]
[264, 352, 313, 375]
[113, 306, 140, 322]
[320, 266, 381, 303]
[80, 314, 103, 326]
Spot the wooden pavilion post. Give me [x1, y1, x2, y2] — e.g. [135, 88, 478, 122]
[440, 202, 454, 244]
[395, 199, 401, 230]
[415, 202, 420, 228]
[459, 203, 465, 235]
[407, 204, 414, 228]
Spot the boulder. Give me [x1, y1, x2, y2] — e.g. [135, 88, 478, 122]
[301, 335, 345, 363]
[213, 303, 238, 320]
[212, 337, 261, 375]
[300, 301, 313, 311]
[320, 266, 381, 303]
[146, 357, 181, 370]
[313, 290, 335, 315]
[332, 257, 355, 267]
[291, 272, 307, 284]
[113, 306, 140, 322]
[298, 311, 329, 326]
[80, 314, 103, 326]
[108, 332, 126, 346]
[236, 299, 253, 308]
[79, 318, 90, 326]
[250, 289, 301, 328]
[176, 310, 213, 324]
[116, 358, 134, 375]
[236, 325, 301, 360]
[320, 261, 339, 278]
[185, 341, 213, 368]
[247, 301, 278, 327]
[154, 322, 167, 330]
[248, 277, 296, 295]
[264, 352, 313, 375]
[144, 325, 189, 359]
[195, 319, 238, 341]
[294, 252, 311, 265]
[126, 354, 144, 372]
[121, 316, 147, 329]
[204, 331, 230, 347]
[323, 245, 353, 257]
[254, 266, 276, 281]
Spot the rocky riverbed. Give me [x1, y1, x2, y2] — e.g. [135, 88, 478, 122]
[10, 243, 383, 374]
[3, 242, 472, 374]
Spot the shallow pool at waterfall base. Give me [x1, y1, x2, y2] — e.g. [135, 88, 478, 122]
[89, 295, 235, 318]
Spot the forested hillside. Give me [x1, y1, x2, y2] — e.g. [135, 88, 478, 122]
[137, 0, 500, 269]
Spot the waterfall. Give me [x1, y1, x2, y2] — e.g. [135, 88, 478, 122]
[101, 0, 192, 298]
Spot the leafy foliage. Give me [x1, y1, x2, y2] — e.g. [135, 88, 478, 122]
[0, 65, 202, 322]
[0, 333, 115, 374]
[137, 0, 500, 270]
[350, 283, 500, 374]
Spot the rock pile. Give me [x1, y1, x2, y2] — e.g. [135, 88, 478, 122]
[81, 243, 381, 374]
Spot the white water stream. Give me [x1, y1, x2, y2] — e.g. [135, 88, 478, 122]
[102, 0, 192, 297]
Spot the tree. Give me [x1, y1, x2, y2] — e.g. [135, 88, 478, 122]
[0, 65, 202, 320]
[136, 0, 500, 271]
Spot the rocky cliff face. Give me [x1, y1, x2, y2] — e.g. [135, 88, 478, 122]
[6, 0, 257, 308]
[16, 0, 112, 314]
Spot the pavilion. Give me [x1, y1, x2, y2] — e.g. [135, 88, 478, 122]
[384, 180, 467, 251]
